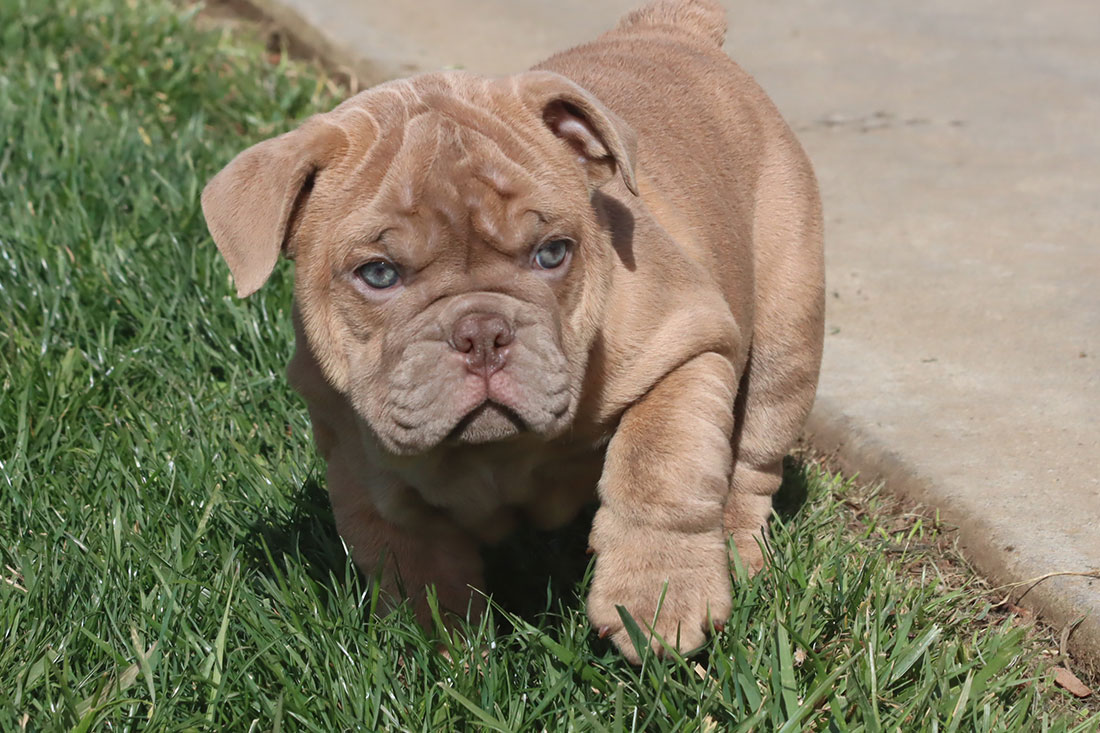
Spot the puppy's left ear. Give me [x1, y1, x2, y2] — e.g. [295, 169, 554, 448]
[201, 117, 346, 297]
[517, 71, 638, 196]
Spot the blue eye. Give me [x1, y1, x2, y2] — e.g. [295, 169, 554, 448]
[357, 260, 400, 289]
[534, 239, 572, 269]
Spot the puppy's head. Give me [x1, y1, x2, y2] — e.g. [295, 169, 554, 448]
[202, 71, 637, 455]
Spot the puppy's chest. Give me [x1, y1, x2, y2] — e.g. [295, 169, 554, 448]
[401, 445, 603, 542]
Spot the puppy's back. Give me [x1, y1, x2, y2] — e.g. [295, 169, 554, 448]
[614, 0, 727, 48]
[534, 0, 822, 375]
[534, 0, 803, 291]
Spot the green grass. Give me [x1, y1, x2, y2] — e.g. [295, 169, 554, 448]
[0, 0, 1097, 729]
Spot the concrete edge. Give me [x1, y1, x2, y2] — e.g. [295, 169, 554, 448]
[807, 395, 1100, 669]
[244, 0, 406, 87]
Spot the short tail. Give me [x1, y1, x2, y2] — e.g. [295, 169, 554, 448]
[615, 0, 727, 47]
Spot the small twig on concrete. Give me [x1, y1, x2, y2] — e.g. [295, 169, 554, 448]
[990, 569, 1100, 606]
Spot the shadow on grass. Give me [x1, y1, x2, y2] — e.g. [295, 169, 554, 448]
[484, 455, 811, 625]
[244, 457, 812, 626]
[243, 477, 348, 590]
[775, 455, 811, 521]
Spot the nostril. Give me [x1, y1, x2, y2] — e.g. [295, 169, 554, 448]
[452, 331, 475, 354]
[490, 317, 513, 348]
[450, 317, 482, 354]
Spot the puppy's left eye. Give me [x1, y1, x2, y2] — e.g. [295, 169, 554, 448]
[534, 239, 572, 270]
[357, 260, 400, 289]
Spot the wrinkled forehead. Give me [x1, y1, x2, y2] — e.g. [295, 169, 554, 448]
[395, 113, 546, 243]
[322, 76, 578, 254]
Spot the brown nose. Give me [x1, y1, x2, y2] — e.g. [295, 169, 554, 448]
[450, 312, 514, 377]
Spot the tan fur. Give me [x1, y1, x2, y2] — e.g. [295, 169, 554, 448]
[201, 0, 823, 663]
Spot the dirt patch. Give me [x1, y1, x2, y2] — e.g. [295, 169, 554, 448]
[189, 0, 366, 91]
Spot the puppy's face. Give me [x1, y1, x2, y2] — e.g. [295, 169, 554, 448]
[298, 104, 598, 454]
[202, 72, 638, 455]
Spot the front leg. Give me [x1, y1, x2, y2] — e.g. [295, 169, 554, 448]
[588, 352, 737, 663]
[325, 445, 487, 628]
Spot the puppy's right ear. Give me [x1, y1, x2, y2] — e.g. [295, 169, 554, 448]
[201, 118, 346, 297]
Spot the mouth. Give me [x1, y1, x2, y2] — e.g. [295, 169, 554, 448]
[445, 401, 527, 445]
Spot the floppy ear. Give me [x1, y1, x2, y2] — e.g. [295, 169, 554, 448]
[518, 71, 638, 196]
[200, 118, 345, 297]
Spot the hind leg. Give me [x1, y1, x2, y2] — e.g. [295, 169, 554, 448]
[724, 156, 824, 572]
[724, 350, 818, 573]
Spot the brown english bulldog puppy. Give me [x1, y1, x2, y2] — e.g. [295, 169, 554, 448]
[201, 0, 823, 662]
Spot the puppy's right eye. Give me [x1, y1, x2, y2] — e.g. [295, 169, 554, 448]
[357, 260, 400, 289]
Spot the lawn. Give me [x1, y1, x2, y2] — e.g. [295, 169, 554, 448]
[1, 0, 1097, 729]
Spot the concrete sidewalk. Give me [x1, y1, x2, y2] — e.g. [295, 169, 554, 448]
[249, 0, 1100, 659]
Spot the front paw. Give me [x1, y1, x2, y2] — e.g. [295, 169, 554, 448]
[586, 510, 732, 664]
